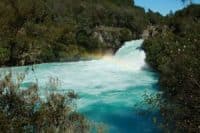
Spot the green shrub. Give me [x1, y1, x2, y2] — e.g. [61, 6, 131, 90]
[0, 73, 90, 132]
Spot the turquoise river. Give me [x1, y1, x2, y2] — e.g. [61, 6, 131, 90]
[0, 39, 161, 133]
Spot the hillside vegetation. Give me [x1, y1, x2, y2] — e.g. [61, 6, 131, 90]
[0, 0, 156, 66]
[143, 4, 200, 132]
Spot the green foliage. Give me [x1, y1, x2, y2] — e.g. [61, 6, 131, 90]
[0, 47, 10, 65]
[143, 4, 200, 132]
[0, 0, 151, 66]
[147, 10, 164, 25]
[0, 73, 91, 132]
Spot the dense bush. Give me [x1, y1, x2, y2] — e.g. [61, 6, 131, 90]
[0, 73, 92, 132]
[143, 4, 200, 132]
[0, 0, 151, 66]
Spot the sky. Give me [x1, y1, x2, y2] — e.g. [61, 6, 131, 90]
[134, 0, 200, 15]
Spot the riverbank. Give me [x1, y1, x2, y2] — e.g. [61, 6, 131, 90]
[142, 4, 200, 132]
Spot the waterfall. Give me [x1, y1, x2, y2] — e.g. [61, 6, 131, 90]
[103, 39, 146, 71]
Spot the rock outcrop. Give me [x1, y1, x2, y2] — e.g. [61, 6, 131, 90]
[141, 25, 168, 39]
[92, 26, 133, 52]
